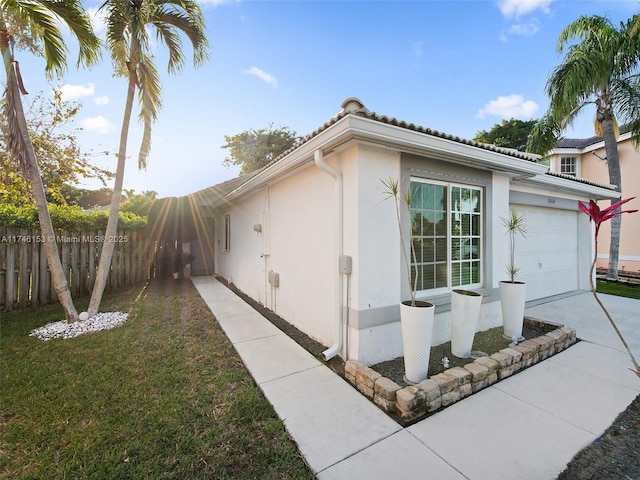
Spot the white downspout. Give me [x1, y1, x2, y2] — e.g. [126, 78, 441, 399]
[314, 149, 344, 361]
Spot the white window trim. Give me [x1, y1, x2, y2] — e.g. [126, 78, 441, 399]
[410, 177, 483, 295]
[559, 156, 580, 177]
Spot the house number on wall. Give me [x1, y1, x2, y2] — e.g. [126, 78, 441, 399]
[548, 198, 556, 204]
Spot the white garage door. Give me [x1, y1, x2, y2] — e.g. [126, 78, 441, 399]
[512, 205, 578, 301]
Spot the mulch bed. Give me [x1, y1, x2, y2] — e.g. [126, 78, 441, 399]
[371, 323, 549, 387]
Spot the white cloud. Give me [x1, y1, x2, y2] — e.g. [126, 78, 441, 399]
[507, 20, 540, 36]
[244, 66, 278, 88]
[497, 0, 553, 19]
[476, 94, 539, 119]
[80, 116, 116, 134]
[86, 7, 107, 36]
[60, 83, 95, 100]
[94, 95, 109, 106]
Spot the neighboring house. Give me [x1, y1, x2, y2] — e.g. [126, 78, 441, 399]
[187, 98, 618, 366]
[549, 129, 640, 274]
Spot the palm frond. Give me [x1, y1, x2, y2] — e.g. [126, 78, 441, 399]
[7, 0, 99, 78]
[3, 70, 28, 176]
[135, 55, 162, 168]
[40, 0, 101, 69]
[557, 15, 614, 53]
[526, 114, 562, 155]
[153, 15, 186, 74]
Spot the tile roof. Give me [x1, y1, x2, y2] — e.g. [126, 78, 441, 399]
[555, 124, 632, 149]
[188, 170, 260, 205]
[274, 97, 540, 164]
[556, 136, 603, 149]
[545, 171, 616, 190]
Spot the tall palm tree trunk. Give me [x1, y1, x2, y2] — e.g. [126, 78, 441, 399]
[1, 34, 78, 322]
[601, 117, 623, 280]
[88, 74, 136, 316]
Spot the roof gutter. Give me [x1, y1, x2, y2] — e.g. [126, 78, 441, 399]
[314, 149, 344, 361]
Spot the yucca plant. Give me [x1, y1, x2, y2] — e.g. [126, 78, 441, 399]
[578, 197, 639, 378]
[381, 178, 420, 306]
[501, 209, 526, 283]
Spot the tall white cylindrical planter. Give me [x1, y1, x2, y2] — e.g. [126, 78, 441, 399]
[400, 301, 435, 384]
[499, 281, 527, 339]
[450, 289, 483, 358]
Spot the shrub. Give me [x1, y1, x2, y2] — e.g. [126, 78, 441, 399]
[0, 204, 146, 230]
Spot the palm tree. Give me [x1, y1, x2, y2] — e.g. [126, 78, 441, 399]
[528, 14, 640, 280]
[87, 0, 208, 315]
[0, 2, 100, 322]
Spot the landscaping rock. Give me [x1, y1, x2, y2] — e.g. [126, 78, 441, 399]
[29, 312, 129, 341]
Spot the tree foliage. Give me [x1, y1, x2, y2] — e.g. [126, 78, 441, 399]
[0, 203, 146, 230]
[527, 13, 640, 280]
[222, 124, 300, 174]
[120, 189, 158, 217]
[0, 89, 113, 206]
[60, 185, 113, 209]
[473, 118, 537, 152]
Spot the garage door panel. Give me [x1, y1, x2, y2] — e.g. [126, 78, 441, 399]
[512, 205, 578, 301]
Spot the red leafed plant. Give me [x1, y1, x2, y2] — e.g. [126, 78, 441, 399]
[578, 197, 639, 378]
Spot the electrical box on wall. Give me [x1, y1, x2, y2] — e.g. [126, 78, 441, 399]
[339, 255, 352, 274]
[268, 270, 280, 287]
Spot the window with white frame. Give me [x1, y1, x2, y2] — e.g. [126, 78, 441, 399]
[409, 179, 482, 292]
[224, 214, 231, 252]
[560, 157, 577, 176]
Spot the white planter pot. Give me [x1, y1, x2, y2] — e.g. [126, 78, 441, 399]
[499, 281, 526, 339]
[450, 289, 483, 358]
[400, 301, 435, 384]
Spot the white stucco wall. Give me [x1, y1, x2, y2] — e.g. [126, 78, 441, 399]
[211, 136, 605, 367]
[343, 144, 405, 363]
[215, 150, 359, 349]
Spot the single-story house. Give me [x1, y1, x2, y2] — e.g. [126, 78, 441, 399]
[186, 98, 619, 366]
[549, 128, 640, 274]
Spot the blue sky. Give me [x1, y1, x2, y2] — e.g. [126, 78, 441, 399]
[18, 0, 640, 198]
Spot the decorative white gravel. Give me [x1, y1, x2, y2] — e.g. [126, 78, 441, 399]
[29, 312, 129, 341]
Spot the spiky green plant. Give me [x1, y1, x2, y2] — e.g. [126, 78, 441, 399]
[501, 209, 526, 283]
[381, 178, 420, 306]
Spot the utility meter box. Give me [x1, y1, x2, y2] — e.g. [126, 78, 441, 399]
[268, 270, 280, 287]
[339, 255, 352, 274]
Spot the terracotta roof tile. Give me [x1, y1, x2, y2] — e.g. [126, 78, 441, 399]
[545, 171, 616, 190]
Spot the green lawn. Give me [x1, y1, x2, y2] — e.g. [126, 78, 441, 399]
[0, 280, 313, 479]
[597, 280, 640, 300]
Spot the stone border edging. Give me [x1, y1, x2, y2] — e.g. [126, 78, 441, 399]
[345, 323, 577, 425]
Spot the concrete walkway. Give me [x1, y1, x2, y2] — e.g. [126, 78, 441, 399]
[191, 276, 640, 480]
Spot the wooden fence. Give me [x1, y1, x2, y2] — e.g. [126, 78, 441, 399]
[0, 227, 155, 311]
